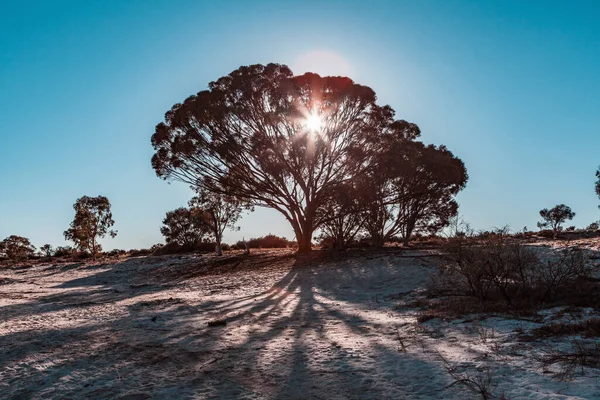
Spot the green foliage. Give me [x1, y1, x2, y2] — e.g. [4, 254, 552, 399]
[64, 195, 117, 258]
[0, 235, 36, 261]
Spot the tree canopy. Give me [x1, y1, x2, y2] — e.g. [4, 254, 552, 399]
[151, 63, 467, 251]
[160, 206, 209, 247]
[0, 235, 36, 261]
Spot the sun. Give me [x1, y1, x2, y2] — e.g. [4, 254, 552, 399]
[304, 113, 322, 133]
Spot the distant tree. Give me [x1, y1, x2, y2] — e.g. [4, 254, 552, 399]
[160, 207, 208, 247]
[587, 222, 599, 231]
[64, 195, 117, 259]
[537, 204, 575, 239]
[189, 191, 248, 256]
[0, 235, 36, 261]
[39, 244, 54, 258]
[151, 63, 421, 252]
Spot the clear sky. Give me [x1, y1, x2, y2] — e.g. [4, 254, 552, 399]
[1, 0, 599, 250]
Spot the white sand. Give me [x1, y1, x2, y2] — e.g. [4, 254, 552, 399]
[1, 247, 600, 399]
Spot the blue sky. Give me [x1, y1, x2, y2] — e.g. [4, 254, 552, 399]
[1, 0, 599, 250]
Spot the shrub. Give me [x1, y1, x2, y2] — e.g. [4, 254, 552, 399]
[236, 234, 293, 249]
[0, 235, 36, 261]
[441, 229, 592, 307]
[53, 246, 74, 257]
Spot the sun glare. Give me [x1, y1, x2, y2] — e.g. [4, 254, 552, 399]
[305, 113, 322, 133]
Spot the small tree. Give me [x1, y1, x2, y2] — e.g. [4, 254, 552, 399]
[39, 244, 54, 258]
[587, 222, 599, 231]
[64, 195, 117, 259]
[537, 204, 575, 239]
[189, 191, 248, 256]
[160, 207, 208, 247]
[0, 235, 36, 261]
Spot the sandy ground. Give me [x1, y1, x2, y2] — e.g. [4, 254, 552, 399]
[2, 247, 600, 399]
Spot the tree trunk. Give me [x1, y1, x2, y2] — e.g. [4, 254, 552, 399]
[372, 234, 385, 248]
[403, 225, 414, 246]
[297, 232, 313, 253]
[215, 232, 223, 256]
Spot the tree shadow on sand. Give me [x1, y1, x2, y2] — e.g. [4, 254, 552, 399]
[1, 250, 466, 399]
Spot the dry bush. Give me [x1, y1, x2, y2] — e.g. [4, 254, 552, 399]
[437, 351, 500, 399]
[532, 318, 600, 339]
[536, 340, 600, 380]
[234, 234, 294, 249]
[439, 229, 593, 312]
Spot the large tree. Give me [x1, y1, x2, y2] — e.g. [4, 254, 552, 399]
[151, 63, 412, 252]
[0, 235, 36, 261]
[189, 191, 247, 256]
[64, 195, 117, 258]
[537, 204, 575, 239]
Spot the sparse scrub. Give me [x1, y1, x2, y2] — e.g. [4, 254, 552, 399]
[532, 318, 600, 339]
[53, 246, 74, 257]
[537, 339, 600, 380]
[437, 351, 499, 399]
[236, 234, 294, 249]
[437, 227, 594, 315]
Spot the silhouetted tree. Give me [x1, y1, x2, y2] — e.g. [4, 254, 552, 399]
[151, 63, 416, 252]
[0, 235, 36, 261]
[160, 207, 209, 247]
[362, 139, 468, 246]
[189, 191, 247, 256]
[316, 183, 364, 249]
[587, 222, 599, 231]
[64, 195, 117, 259]
[596, 167, 600, 209]
[394, 143, 468, 245]
[537, 204, 575, 239]
[39, 244, 53, 258]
